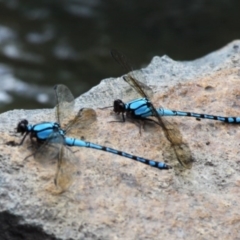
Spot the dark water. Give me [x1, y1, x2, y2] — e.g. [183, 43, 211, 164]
[0, 0, 240, 113]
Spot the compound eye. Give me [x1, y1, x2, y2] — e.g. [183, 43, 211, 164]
[16, 119, 29, 134]
[113, 99, 125, 113]
[22, 119, 28, 125]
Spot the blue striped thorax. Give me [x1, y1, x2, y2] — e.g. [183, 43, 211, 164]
[113, 97, 153, 119]
[125, 98, 153, 118]
[30, 122, 65, 141]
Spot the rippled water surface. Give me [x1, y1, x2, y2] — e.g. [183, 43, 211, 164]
[0, 0, 240, 113]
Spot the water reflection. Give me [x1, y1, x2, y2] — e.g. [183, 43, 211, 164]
[0, 0, 240, 113]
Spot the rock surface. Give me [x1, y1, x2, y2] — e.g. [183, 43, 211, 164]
[1, 40, 240, 239]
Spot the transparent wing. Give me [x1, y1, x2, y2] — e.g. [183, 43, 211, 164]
[34, 130, 64, 165]
[111, 49, 153, 98]
[54, 84, 97, 134]
[159, 117, 193, 169]
[32, 129, 78, 192]
[112, 49, 193, 168]
[65, 108, 97, 136]
[54, 146, 79, 192]
[149, 87, 193, 168]
[54, 84, 75, 127]
[123, 74, 154, 99]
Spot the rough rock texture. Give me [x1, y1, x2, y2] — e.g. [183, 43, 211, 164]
[1, 40, 240, 239]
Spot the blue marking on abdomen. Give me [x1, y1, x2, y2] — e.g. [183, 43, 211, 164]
[157, 108, 240, 123]
[64, 137, 170, 170]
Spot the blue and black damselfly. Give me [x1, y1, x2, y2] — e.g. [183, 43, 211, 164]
[111, 49, 194, 169]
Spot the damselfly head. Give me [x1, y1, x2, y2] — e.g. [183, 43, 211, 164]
[113, 99, 125, 113]
[16, 119, 29, 135]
